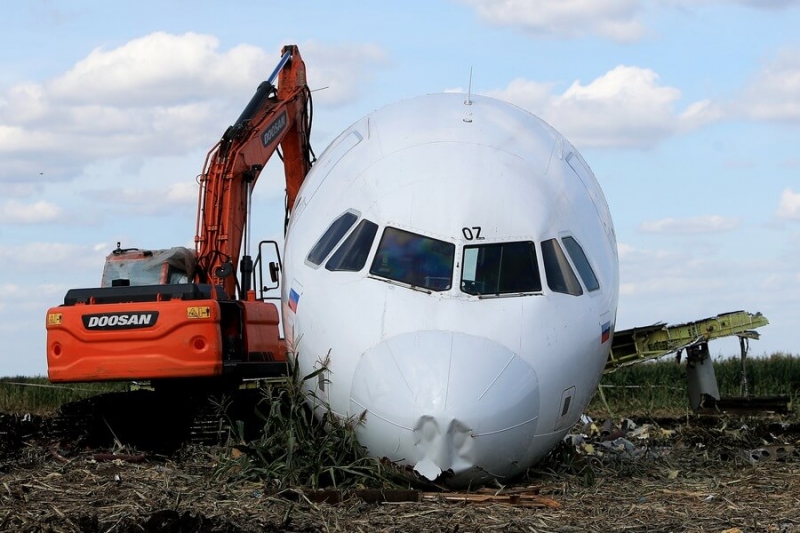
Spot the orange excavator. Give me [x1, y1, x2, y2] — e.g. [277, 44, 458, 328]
[46, 45, 312, 389]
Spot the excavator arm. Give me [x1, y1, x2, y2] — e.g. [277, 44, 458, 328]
[195, 44, 312, 299]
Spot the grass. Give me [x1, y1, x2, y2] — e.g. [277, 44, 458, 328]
[5, 353, 798, 421]
[0, 377, 128, 416]
[589, 352, 800, 418]
[3, 352, 798, 490]
[1, 370, 404, 489]
[213, 362, 408, 490]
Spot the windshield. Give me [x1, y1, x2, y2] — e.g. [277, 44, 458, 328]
[461, 241, 541, 296]
[100, 247, 194, 287]
[369, 227, 454, 291]
[102, 258, 164, 287]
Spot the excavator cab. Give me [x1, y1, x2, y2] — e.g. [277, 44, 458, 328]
[101, 244, 195, 288]
[47, 240, 288, 383]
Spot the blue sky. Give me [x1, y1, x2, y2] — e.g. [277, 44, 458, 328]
[1, 0, 798, 376]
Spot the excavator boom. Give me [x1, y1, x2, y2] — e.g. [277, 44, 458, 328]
[195, 45, 311, 298]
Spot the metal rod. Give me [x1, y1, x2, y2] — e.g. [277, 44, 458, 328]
[267, 50, 292, 86]
[739, 336, 749, 397]
[245, 181, 252, 259]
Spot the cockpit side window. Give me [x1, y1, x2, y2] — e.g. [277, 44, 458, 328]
[541, 239, 583, 296]
[369, 227, 454, 291]
[561, 236, 599, 292]
[325, 219, 379, 272]
[306, 212, 358, 266]
[461, 241, 541, 296]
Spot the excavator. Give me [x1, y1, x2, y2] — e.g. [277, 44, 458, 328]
[44, 46, 312, 445]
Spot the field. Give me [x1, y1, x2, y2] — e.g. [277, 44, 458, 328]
[1, 355, 799, 532]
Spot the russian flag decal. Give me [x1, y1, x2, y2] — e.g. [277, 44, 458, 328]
[288, 288, 300, 313]
[601, 321, 611, 344]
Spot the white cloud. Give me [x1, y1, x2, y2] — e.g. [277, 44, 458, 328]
[0, 182, 41, 198]
[662, 0, 800, 9]
[299, 41, 390, 107]
[0, 242, 107, 274]
[776, 188, 800, 220]
[732, 0, 800, 7]
[459, 0, 645, 42]
[459, 1, 800, 45]
[488, 66, 722, 148]
[616, 243, 725, 298]
[165, 182, 197, 204]
[736, 47, 800, 122]
[616, 241, 782, 315]
[81, 181, 197, 216]
[49, 32, 267, 107]
[640, 215, 741, 234]
[0, 200, 63, 224]
[0, 283, 71, 313]
[0, 33, 390, 183]
[486, 79, 553, 111]
[615, 239, 800, 360]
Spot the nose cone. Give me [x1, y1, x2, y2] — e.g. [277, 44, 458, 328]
[349, 331, 539, 486]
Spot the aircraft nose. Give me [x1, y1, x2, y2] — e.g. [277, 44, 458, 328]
[349, 331, 539, 486]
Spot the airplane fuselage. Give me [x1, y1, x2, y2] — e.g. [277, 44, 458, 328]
[282, 93, 619, 486]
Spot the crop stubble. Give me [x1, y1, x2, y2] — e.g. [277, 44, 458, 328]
[1, 413, 799, 532]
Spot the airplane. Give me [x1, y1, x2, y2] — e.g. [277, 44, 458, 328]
[281, 91, 619, 487]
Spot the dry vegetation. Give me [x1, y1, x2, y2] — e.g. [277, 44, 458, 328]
[1, 355, 799, 532]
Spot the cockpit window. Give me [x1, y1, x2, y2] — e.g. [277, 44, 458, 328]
[325, 219, 379, 272]
[561, 236, 599, 291]
[541, 239, 583, 296]
[461, 241, 542, 296]
[306, 212, 358, 265]
[369, 227, 454, 291]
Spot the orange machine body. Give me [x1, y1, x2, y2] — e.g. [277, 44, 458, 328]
[47, 299, 226, 382]
[46, 283, 286, 382]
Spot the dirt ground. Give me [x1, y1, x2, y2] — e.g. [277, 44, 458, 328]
[1, 411, 799, 533]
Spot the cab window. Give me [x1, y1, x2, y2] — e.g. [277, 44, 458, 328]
[101, 260, 164, 287]
[326, 219, 379, 272]
[541, 239, 583, 296]
[461, 241, 541, 296]
[307, 212, 358, 265]
[562, 236, 599, 291]
[168, 267, 190, 284]
[369, 227, 454, 291]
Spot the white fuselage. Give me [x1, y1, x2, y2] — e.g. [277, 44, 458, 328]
[281, 93, 619, 487]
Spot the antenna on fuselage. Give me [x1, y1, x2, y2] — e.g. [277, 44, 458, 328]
[465, 67, 473, 106]
[463, 68, 474, 123]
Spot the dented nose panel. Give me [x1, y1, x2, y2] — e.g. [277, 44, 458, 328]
[349, 331, 539, 486]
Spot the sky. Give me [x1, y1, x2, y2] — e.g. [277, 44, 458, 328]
[1, 0, 799, 377]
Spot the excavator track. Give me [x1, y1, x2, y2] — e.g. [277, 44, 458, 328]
[50, 387, 268, 453]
